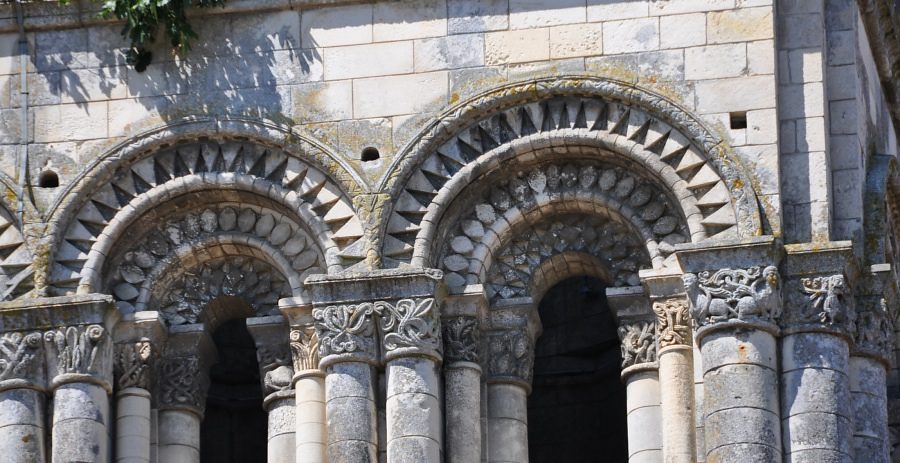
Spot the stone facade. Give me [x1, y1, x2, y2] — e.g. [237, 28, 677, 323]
[0, 0, 898, 462]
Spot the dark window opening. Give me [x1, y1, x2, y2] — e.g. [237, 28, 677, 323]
[729, 111, 748, 130]
[528, 276, 627, 463]
[39, 170, 59, 188]
[201, 318, 267, 463]
[361, 146, 380, 162]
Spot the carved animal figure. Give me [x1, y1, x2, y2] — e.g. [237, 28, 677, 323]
[264, 364, 293, 393]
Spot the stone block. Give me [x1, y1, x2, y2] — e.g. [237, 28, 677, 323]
[650, 0, 735, 15]
[487, 384, 528, 420]
[780, 82, 826, 119]
[485, 28, 551, 65]
[603, 17, 660, 54]
[324, 42, 414, 80]
[829, 134, 861, 170]
[509, 0, 586, 28]
[33, 101, 107, 143]
[386, 358, 440, 397]
[353, 71, 448, 118]
[86, 26, 129, 68]
[748, 39, 776, 75]
[157, 412, 199, 448]
[126, 61, 189, 98]
[549, 23, 604, 59]
[34, 29, 89, 73]
[625, 372, 660, 413]
[708, 7, 774, 44]
[291, 80, 352, 123]
[385, 393, 441, 439]
[695, 75, 776, 113]
[107, 96, 166, 138]
[637, 49, 684, 81]
[587, 0, 649, 22]
[659, 13, 706, 49]
[685, 44, 747, 80]
[10, 71, 60, 107]
[385, 437, 441, 462]
[788, 48, 824, 83]
[626, 405, 662, 455]
[826, 64, 857, 100]
[415, 34, 485, 72]
[325, 363, 376, 399]
[824, 0, 856, 31]
[700, 329, 777, 372]
[827, 29, 855, 66]
[327, 440, 377, 462]
[508, 57, 586, 81]
[829, 99, 858, 134]
[59, 67, 128, 103]
[373, 0, 447, 42]
[487, 418, 528, 461]
[448, 0, 508, 34]
[832, 168, 862, 219]
[779, 13, 824, 50]
[794, 117, 828, 152]
[746, 108, 778, 144]
[337, 117, 393, 163]
[450, 66, 508, 102]
[231, 9, 300, 52]
[704, 407, 780, 450]
[325, 396, 377, 442]
[302, 4, 373, 48]
[783, 412, 853, 455]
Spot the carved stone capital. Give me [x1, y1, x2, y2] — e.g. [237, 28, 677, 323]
[158, 357, 208, 415]
[114, 339, 155, 391]
[0, 331, 45, 391]
[684, 266, 782, 336]
[781, 273, 857, 335]
[313, 302, 379, 366]
[44, 324, 113, 391]
[376, 297, 442, 362]
[289, 326, 320, 374]
[652, 299, 692, 349]
[486, 329, 534, 390]
[617, 319, 657, 370]
[854, 297, 893, 361]
[443, 316, 479, 364]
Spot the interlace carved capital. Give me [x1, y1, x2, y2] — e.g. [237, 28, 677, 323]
[652, 299, 691, 348]
[289, 326, 320, 373]
[376, 297, 442, 361]
[487, 329, 534, 387]
[313, 302, 379, 363]
[159, 357, 207, 413]
[617, 320, 657, 368]
[0, 331, 45, 389]
[114, 339, 155, 391]
[443, 316, 479, 364]
[684, 266, 782, 332]
[44, 324, 112, 386]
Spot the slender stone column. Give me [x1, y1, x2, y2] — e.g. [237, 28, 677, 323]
[782, 243, 857, 463]
[640, 271, 695, 463]
[157, 325, 215, 463]
[442, 285, 487, 463]
[113, 311, 166, 463]
[485, 298, 539, 463]
[0, 330, 47, 463]
[849, 265, 894, 461]
[279, 298, 326, 463]
[247, 315, 297, 463]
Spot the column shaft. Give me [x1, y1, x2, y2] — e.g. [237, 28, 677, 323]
[150, 409, 159, 463]
[52, 382, 111, 463]
[157, 409, 201, 463]
[657, 346, 696, 463]
[325, 362, 378, 462]
[487, 383, 529, 463]
[295, 374, 326, 463]
[700, 329, 781, 461]
[116, 387, 152, 463]
[386, 357, 442, 462]
[0, 387, 47, 463]
[624, 370, 662, 463]
[850, 356, 890, 461]
[445, 362, 483, 463]
[266, 393, 297, 463]
[782, 332, 853, 462]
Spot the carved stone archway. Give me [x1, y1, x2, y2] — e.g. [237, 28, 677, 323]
[0, 185, 33, 300]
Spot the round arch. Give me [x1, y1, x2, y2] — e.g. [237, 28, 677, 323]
[43, 117, 368, 296]
[380, 76, 762, 264]
[0, 174, 33, 300]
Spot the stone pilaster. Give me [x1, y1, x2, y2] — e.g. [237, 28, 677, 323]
[676, 237, 782, 462]
[485, 297, 540, 463]
[442, 285, 487, 463]
[157, 324, 216, 463]
[247, 315, 296, 463]
[279, 297, 326, 463]
[305, 268, 446, 463]
[113, 311, 166, 463]
[849, 264, 895, 462]
[640, 270, 697, 463]
[782, 242, 857, 463]
[608, 286, 661, 463]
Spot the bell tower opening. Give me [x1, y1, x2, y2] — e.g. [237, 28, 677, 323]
[200, 317, 268, 463]
[527, 275, 628, 462]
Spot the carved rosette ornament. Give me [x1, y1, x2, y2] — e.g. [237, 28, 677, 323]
[487, 330, 534, 387]
[313, 303, 379, 363]
[854, 297, 894, 360]
[0, 331, 44, 388]
[44, 325, 112, 386]
[617, 320, 657, 368]
[114, 340, 155, 391]
[289, 326, 320, 373]
[794, 274, 857, 333]
[443, 317, 479, 364]
[376, 298, 442, 360]
[684, 266, 782, 333]
[653, 300, 691, 349]
[159, 357, 207, 413]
